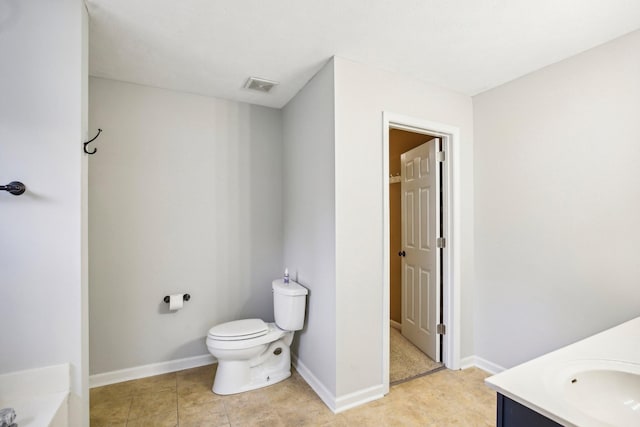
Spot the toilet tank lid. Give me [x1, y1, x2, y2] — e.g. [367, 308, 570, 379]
[272, 279, 308, 296]
[208, 318, 267, 338]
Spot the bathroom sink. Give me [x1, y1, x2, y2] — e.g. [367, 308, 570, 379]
[551, 360, 640, 427]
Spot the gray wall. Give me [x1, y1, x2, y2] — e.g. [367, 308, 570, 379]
[333, 57, 475, 396]
[281, 57, 475, 402]
[282, 60, 337, 395]
[89, 78, 284, 373]
[0, 0, 88, 422]
[473, 30, 640, 369]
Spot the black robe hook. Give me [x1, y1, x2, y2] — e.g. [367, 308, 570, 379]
[83, 129, 102, 155]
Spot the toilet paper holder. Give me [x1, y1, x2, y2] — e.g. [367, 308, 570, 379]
[163, 294, 191, 304]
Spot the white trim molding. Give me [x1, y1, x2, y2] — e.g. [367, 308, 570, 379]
[382, 111, 462, 395]
[334, 385, 385, 414]
[460, 355, 506, 375]
[292, 354, 385, 414]
[89, 354, 215, 388]
[292, 354, 337, 412]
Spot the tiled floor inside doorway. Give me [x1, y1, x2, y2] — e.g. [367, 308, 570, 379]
[390, 327, 444, 384]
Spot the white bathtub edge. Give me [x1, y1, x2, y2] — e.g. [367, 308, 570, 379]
[0, 363, 69, 397]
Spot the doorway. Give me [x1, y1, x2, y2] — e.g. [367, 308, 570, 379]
[382, 112, 461, 395]
[388, 129, 443, 384]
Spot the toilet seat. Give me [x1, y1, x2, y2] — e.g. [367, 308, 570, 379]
[207, 322, 287, 350]
[208, 318, 268, 341]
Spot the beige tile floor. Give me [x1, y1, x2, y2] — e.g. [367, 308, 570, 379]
[90, 364, 496, 426]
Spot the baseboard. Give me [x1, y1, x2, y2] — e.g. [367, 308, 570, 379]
[334, 384, 385, 413]
[89, 354, 216, 388]
[474, 356, 505, 374]
[390, 320, 402, 330]
[292, 354, 385, 414]
[291, 354, 337, 412]
[460, 355, 505, 375]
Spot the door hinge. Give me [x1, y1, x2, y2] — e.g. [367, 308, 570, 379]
[437, 151, 445, 162]
[436, 237, 446, 248]
[437, 324, 446, 335]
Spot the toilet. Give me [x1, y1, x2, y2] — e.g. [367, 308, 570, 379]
[206, 278, 308, 395]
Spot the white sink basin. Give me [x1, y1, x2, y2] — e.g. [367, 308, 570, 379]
[550, 360, 640, 427]
[486, 318, 640, 427]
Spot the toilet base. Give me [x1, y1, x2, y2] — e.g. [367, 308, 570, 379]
[212, 339, 292, 395]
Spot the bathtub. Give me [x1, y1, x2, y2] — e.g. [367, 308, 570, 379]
[0, 364, 69, 427]
[485, 316, 640, 427]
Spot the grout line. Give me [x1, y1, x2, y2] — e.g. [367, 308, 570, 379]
[125, 396, 133, 425]
[175, 374, 179, 426]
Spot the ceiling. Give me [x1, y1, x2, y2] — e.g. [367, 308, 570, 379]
[86, 0, 640, 109]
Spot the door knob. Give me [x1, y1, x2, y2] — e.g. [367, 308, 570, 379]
[398, 250, 406, 257]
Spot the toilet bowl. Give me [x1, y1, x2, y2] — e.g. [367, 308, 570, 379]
[206, 279, 308, 395]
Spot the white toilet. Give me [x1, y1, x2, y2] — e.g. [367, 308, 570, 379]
[206, 278, 308, 395]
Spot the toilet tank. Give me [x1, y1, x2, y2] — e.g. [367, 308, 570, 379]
[272, 279, 308, 331]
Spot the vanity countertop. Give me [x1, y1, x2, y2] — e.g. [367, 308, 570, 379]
[485, 316, 640, 427]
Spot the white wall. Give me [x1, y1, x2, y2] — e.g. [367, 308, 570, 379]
[473, 30, 640, 369]
[0, 0, 88, 423]
[282, 60, 337, 395]
[333, 57, 475, 397]
[89, 78, 283, 373]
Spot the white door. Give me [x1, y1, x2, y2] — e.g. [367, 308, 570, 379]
[400, 140, 440, 361]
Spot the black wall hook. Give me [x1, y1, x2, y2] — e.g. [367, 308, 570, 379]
[83, 129, 102, 155]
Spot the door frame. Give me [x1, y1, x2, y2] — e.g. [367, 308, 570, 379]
[382, 112, 461, 394]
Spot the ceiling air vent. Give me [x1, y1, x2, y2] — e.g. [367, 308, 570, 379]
[244, 77, 278, 93]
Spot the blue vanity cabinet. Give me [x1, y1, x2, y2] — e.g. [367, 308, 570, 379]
[497, 393, 563, 427]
